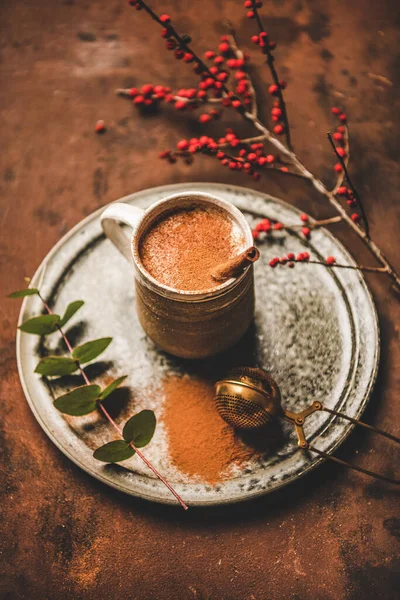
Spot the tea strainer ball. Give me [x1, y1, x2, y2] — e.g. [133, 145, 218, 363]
[214, 366, 284, 430]
[214, 366, 400, 486]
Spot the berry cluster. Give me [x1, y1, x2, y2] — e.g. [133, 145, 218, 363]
[252, 213, 311, 240]
[330, 107, 347, 174]
[268, 252, 336, 268]
[244, 0, 263, 20]
[159, 128, 292, 179]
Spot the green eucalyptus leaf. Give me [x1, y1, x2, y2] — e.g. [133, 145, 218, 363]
[122, 410, 156, 447]
[35, 356, 79, 377]
[93, 440, 135, 463]
[54, 384, 101, 416]
[99, 376, 128, 400]
[8, 288, 39, 298]
[72, 337, 112, 364]
[18, 314, 60, 335]
[59, 300, 84, 327]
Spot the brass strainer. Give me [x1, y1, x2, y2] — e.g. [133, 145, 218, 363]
[215, 367, 400, 486]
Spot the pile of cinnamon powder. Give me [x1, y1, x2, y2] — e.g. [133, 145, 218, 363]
[161, 375, 259, 485]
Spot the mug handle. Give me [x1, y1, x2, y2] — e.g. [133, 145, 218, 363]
[100, 203, 144, 264]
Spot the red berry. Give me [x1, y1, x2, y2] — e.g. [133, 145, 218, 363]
[235, 70, 246, 80]
[337, 125, 345, 133]
[281, 166, 288, 172]
[177, 139, 189, 151]
[331, 107, 341, 115]
[339, 113, 347, 122]
[334, 163, 343, 173]
[326, 256, 336, 265]
[251, 35, 259, 44]
[269, 257, 280, 268]
[219, 42, 230, 54]
[269, 84, 279, 95]
[287, 252, 295, 260]
[217, 72, 228, 82]
[300, 213, 309, 222]
[204, 50, 215, 60]
[133, 95, 144, 105]
[174, 100, 186, 110]
[274, 124, 284, 134]
[351, 213, 361, 223]
[183, 53, 194, 63]
[252, 230, 260, 240]
[260, 219, 271, 232]
[175, 49, 184, 59]
[302, 252, 310, 261]
[333, 132, 343, 142]
[141, 84, 153, 95]
[214, 56, 224, 65]
[271, 107, 283, 117]
[247, 10, 255, 18]
[228, 161, 237, 170]
[302, 227, 311, 238]
[269, 41, 276, 50]
[216, 151, 225, 159]
[266, 154, 274, 163]
[244, 0, 252, 7]
[273, 222, 283, 231]
[232, 99, 241, 108]
[279, 80, 287, 89]
[160, 28, 170, 39]
[95, 120, 106, 133]
[159, 150, 171, 159]
[336, 147, 347, 158]
[199, 113, 211, 123]
[159, 14, 171, 23]
[247, 153, 257, 162]
[288, 262, 295, 268]
[337, 186, 348, 196]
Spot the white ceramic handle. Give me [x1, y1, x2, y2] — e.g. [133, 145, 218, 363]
[100, 203, 144, 264]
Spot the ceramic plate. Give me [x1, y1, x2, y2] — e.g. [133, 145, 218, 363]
[17, 183, 379, 506]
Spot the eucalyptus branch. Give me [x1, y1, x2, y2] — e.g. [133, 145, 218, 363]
[10, 287, 188, 510]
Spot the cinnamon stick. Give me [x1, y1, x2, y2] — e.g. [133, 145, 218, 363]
[211, 246, 260, 281]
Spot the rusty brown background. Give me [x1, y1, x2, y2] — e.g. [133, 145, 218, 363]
[1, 0, 399, 599]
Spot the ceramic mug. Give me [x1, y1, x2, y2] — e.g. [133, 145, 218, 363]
[100, 192, 255, 359]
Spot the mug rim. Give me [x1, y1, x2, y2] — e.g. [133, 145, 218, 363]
[131, 191, 254, 300]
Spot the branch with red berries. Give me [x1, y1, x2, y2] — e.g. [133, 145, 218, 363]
[97, 0, 400, 292]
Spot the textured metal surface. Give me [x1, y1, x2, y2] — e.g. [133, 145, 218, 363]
[17, 182, 379, 506]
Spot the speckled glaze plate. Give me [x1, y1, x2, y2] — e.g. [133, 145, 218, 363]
[17, 183, 379, 506]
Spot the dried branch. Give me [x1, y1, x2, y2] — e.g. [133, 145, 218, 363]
[223, 22, 258, 118]
[327, 132, 370, 238]
[249, 0, 292, 150]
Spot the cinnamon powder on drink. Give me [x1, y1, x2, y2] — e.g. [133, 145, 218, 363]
[161, 375, 259, 484]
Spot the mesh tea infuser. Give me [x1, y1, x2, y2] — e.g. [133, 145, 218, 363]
[215, 367, 400, 485]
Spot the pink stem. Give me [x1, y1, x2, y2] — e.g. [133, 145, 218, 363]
[39, 294, 188, 510]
